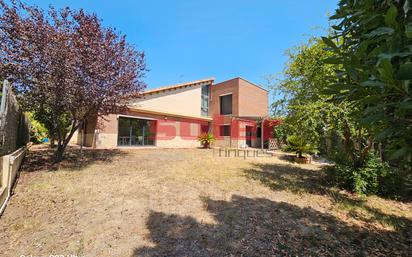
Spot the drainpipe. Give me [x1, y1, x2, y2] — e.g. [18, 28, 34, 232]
[229, 116, 232, 148]
[261, 117, 264, 150]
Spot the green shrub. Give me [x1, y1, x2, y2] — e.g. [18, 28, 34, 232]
[197, 133, 215, 148]
[326, 154, 404, 197]
[28, 112, 47, 144]
[273, 122, 288, 146]
[283, 135, 316, 158]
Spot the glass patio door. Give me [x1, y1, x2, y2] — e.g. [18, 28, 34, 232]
[118, 117, 156, 146]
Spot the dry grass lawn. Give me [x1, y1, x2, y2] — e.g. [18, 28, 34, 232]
[0, 147, 411, 256]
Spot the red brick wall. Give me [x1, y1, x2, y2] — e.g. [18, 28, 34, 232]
[210, 78, 268, 118]
[238, 78, 268, 117]
[210, 78, 240, 116]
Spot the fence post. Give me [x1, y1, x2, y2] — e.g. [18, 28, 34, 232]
[0, 80, 9, 113]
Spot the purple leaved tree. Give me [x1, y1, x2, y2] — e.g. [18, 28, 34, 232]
[0, 0, 146, 162]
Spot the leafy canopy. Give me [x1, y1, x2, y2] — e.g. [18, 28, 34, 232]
[0, 1, 146, 161]
[323, 0, 412, 164]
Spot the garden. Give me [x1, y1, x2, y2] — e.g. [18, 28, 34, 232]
[0, 147, 411, 256]
[0, 0, 411, 256]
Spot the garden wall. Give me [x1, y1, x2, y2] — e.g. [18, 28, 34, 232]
[0, 80, 29, 215]
[0, 146, 27, 214]
[0, 80, 29, 156]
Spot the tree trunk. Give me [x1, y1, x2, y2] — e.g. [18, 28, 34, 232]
[50, 133, 55, 147]
[359, 136, 373, 166]
[342, 121, 355, 164]
[54, 124, 64, 163]
[53, 122, 79, 163]
[54, 143, 65, 163]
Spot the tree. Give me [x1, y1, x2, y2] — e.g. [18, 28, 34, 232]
[274, 39, 338, 149]
[0, 1, 146, 162]
[283, 135, 316, 158]
[323, 0, 412, 169]
[274, 37, 375, 168]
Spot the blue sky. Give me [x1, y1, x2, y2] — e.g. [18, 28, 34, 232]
[24, 0, 338, 92]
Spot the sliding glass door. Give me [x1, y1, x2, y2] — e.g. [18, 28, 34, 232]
[118, 117, 156, 146]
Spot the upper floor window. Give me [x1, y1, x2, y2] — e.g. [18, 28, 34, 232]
[220, 94, 232, 115]
[201, 84, 210, 116]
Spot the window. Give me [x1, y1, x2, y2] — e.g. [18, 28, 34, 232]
[201, 84, 210, 116]
[220, 94, 232, 115]
[118, 117, 156, 146]
[220, 125, 231, 137]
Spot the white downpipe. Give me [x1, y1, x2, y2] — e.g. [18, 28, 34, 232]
[261, 118, 264, 150]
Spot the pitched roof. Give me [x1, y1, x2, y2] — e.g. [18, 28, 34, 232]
[143, 77, 215, 95]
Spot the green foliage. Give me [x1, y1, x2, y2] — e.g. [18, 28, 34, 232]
[272, 38, 333, 148]
[273, 121, 288, 146]
[273, 38, 363, 161]
[353, 157, 386, 195]
[273, 0, 411, 198]
[283, 135, 316, 158]
[198, 133, 215, 148]
[326, 154, 407, 197]
[325, 0, 412, 167]
[27, 112, 47, 144]
[31, 108, 72, 144]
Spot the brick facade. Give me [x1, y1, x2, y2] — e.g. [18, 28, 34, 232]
[210, 78, 268, 148]
[210, 78, 240, 116]
[210, 78, 268, 117]
[71, 77, 268, 149]
[238, 78, 269, 117]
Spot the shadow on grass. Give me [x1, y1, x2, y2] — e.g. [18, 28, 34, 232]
[243, 163, 329, 195]
[133, 195, 411, 257]
[277, 153, 297, 163]
[21, 146, 126, 172]
[242, 162, 412, 235]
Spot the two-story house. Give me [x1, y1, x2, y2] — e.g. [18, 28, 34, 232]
[73, 77, 269, 149]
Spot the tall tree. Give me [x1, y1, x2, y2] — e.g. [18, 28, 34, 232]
[274, 37, 375, 167]
[0, 1, 146, 161]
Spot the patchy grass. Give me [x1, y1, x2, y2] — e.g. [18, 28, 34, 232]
[0, 147, 411, 257]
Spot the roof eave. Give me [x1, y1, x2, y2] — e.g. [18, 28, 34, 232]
[127, 107, 213, 121]
[143, 77, 215, 95]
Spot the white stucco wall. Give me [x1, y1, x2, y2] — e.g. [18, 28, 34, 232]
[130, 85, 203, 117]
